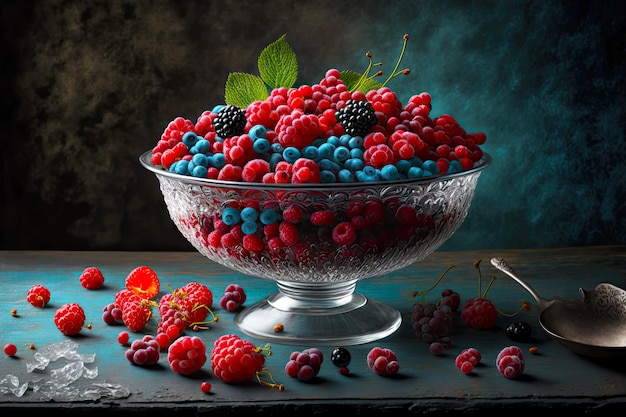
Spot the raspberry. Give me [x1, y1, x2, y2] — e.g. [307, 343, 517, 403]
[168, 335, 207, 375]
[309, 210, 335, 226]
[118, 331, 130, 345]
[461, 298, 498, 329]
[278, 221, 299, 246]
[125, 266, 161, 300]
[366, 347, 399, 376]
[26, 284, 51, 308]
[210, 334, 267, 383]
[122, 299, 153, 332]
[79, 266, 105, 290]
[331, 222, 357, 246]
[53, 303, 86, 336]
[275, 110, 320, 149]
[455, 347, 481, 374]
[496, 346, 525, 378]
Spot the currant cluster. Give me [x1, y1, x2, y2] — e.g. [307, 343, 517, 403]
[125, 335, 160, 366]
[219, 283, 246, 311]
[411, 302, 454, 343]
[284, 348, 324, 382]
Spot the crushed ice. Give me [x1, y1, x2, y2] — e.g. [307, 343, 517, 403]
[0, 340, 130, 400]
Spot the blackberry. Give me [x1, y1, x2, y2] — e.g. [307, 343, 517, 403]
[213, 105, 246, 139]
[335, 100, 378, 137]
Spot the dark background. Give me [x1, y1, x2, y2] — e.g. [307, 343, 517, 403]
[1, 0, 625, 252]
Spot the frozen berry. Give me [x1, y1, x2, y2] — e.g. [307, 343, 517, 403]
[168, 335, 207, 375]
[496, 345, 525, 379]
[367, 347, 399, 376]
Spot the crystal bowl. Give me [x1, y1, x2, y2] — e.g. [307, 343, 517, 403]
[140, 151, 491, 345]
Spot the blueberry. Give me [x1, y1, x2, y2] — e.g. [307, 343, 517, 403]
[330, 347, 351, 368]
[505, 321, 532, 342]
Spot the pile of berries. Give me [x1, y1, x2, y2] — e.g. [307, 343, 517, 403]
[496, 346, 525, 379]
[366, 347, 400, 376]
[284, 348, 324, 382]
[219, 284, 246, 311]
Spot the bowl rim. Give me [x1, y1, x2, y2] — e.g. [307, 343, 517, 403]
[139, 150, 491, 191]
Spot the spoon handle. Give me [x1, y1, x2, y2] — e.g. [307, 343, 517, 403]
[490, 257, 549, 307]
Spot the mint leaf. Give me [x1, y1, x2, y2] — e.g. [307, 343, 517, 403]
[224, 72, 269, 108]
[340, 70, 382, 94]
[258, 35, 298, 89]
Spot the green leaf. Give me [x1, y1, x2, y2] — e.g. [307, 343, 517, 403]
[258, 35, 298, 89]
[224, 72, 269, 108]
[340, 70, 383, 94]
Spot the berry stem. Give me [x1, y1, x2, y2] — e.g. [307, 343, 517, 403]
[412, 264, 456, 301]
[497, 300, 531, 317]
[473, 259, 483, 298]
[256, 369, 285, 391]
[382, 34, 410, 87]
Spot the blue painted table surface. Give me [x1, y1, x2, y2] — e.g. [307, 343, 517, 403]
[1, 246, 625, 416]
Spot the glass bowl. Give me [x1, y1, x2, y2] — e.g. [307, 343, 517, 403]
[140, 151, 491, 346]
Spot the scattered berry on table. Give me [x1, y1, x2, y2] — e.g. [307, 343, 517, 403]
[455, 347, 481, 374]
[102, 302, 123, 325]
[210, 334, 278, 387]
[126, 335, 161, 366]
[53, 303, 86, 336]
[4, 343, 17, 356]
[125, 266, 161, 299]
[168, 335, 207, 375]
[219, 283, 247, 311]
[273, 323, 284, 332]
[200, 381, 212, 394]
[528, 346, 539, 355]
[118, 331, 130, 345]
[11, 309, 18, 317]
[367, 347, 400, 376]
[26, 284, 51, 308]
[79, 266, 105, 289]
[496, 345, 525, 378]
[505, 321, 532, 342]
[285, 348, 324, 382]
[429, 342, 444, 356]
[331, 346, 352, 375]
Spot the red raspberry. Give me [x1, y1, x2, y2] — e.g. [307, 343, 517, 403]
[309, 210, 335, 226]
[54, 303, 86, 336]
[278, 221, 299, 246]
[366, 347, 399, 376]
[122, 299, 153, 332]
[332, 222, 357, 246]
[275, 110, 321, 149]
[168, 335, 207, 375]
[455, 347, 481, 374]
[496, 346, 525, 378]
[26, 284, 51, 308]
[79, 266, 105, 290]
[114, 289, 142, 310]
[210, 334, 267, 384]
[461, 298, 498, 329]
[125, 266, 161, 300]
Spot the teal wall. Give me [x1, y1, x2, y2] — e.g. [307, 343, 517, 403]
[1, 0, 624, 251]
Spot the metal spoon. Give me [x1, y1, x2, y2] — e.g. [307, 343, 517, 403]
[491, 257, 626, 358]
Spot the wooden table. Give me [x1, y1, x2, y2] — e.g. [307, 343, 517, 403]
[1, 246, 625, 415]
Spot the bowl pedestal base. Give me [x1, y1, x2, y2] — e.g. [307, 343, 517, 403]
[233, 280, 402, 346]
